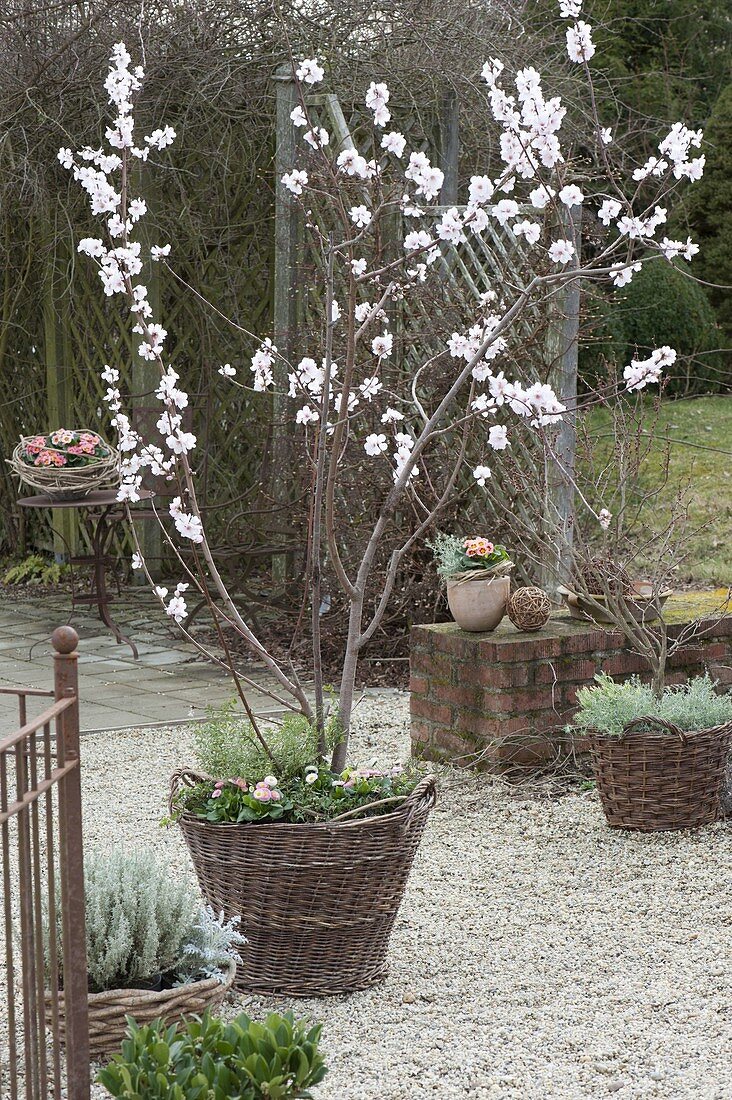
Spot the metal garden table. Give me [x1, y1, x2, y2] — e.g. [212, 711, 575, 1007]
[17, 488, 154, 658]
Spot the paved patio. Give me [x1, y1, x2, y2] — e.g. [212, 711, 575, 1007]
[0, 588, 284, 735]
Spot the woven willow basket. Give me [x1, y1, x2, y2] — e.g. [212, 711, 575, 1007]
[172, 772, 437, 996]
[46, 959, 236, 1058]
[8, 434, 119, 501]
[589, 716, 732, 832]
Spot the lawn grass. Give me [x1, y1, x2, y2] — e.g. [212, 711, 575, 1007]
[585, 395, 732, 586]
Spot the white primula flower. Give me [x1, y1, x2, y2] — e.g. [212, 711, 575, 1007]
[295, 58, 324, 84]
[473, 465, 492, 486]
[548, 239, 575, 264]
[364, 433, 388, 456]
[305, 771, 318, 785]
[350, 205, 372, 228]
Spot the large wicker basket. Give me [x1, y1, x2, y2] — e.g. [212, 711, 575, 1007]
[8, 434, 119, 501]
[589, 716, 732, 831]
[46, 959, 236, 1059]
[172, 772, 437, 996]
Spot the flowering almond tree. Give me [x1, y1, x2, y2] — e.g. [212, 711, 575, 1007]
[60, 0, 706, 767]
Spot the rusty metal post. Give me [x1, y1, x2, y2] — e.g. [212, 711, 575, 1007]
[52, 626, 90, 1098]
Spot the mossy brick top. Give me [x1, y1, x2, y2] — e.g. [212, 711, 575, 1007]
[410, 594, 732, 770]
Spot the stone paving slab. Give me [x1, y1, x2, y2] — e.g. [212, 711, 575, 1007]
[0, 588, 285, 735]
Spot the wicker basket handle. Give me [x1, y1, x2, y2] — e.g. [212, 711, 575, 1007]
[168, 768, 212, 815]
[401, 775, 438, 829]
[621, 716, 686, 740]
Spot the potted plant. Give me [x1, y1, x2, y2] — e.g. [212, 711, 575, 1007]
[167, 708, 435, 995]
[568, 674, 732, 831]
[430, 533, 514, 631]
[98, 1010, 327, 1099]
[45, 849, 244, 1056]
[557, 557, 674, 625]
[8, 429, 118, 500]
[60, 10, 709, 991]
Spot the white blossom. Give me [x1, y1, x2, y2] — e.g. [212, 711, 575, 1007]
[473, 465, 492, 486]
[558, 184, 584, 208]
[598, 508, 612, 530]
[381, 131, 406, 157]
[295, 58, 324, 85]
[364, 433, 388, 456]
[548, 239, 575, 264]
[488, 425, 509, 450]
[350, 205, 372, 228]
[282, 169, 308, 195]
[566, 21, 596, 63]
[371, 332, 393, 358]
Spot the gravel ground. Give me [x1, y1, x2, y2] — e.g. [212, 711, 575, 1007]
[83, 690, 732, 1100]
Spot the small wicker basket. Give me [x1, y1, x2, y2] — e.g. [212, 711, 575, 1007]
[590, 716, 732, 831]
[46, 959, 236, 1058]
[8, 432, 119, 501]
[171, 771, 437, 997]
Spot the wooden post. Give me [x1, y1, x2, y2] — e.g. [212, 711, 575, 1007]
[271, 65, 300, 583]
[438, 89, 460, 205]
[44, 241, 78, 560]
[542, 205, 582, 595]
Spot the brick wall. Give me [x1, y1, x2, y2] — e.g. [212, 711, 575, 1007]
[410, 615, 732, 769]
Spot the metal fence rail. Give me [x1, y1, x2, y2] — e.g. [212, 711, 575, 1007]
[0, 627, 89, 1099]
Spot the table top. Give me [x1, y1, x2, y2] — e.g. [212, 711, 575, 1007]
[17, 489, 154, 510]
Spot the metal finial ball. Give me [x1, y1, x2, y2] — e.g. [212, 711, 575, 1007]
[52, 626, 79, 654]
[506, 587, 551, 632]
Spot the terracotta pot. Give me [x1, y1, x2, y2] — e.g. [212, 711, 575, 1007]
[447, 574, 510, 631]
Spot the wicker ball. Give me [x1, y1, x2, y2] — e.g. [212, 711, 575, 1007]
[507, 586, 551, 632]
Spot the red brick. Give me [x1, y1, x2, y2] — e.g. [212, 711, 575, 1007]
[409, 718, 432, 744]
[410, 697, 452, 725]
[709, 663, 732, 685]
[410, 651, 454, 683]
[561, 627, 622, 654]
[434, 683, 483, 709]
[409, 674, 429, 696]
[477, 663, 531, 688]
[701, 643, 729, 660]
[494, 635, 564, 662]
[482, 688, 556, 714]
[668, 646, 705, 668]
[602, 652, 646, 677]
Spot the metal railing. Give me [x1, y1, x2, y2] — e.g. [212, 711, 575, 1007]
[0, 627, 89, 1099]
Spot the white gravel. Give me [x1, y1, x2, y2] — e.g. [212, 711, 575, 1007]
[82, 689, 732, 1100]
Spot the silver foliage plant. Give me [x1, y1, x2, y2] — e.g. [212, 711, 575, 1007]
[48, 849, 245, 993]
[175, 905, 247, 985]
